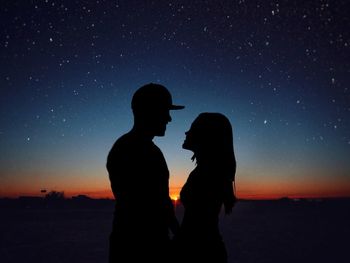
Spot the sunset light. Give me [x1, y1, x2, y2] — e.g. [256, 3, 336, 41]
[1, 0, 349, 201]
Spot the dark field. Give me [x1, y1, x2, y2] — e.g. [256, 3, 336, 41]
[1, 199, 349, 263]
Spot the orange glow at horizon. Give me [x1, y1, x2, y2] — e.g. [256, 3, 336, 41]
[235, 175, 350, 199]
[1, 170, 350, 200]
[0, 185, 350, 201]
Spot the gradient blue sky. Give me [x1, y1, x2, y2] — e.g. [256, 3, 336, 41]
[1, 0, 349, 198]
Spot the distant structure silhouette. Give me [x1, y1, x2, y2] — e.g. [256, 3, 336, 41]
[174, 112, 237, 263]
[106, 83, 183, 262]
[45, 191, 65, 200]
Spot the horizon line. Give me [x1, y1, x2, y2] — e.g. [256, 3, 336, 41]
[1, 194, 350, 201]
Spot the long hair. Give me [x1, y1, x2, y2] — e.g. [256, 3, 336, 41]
[190, 112, 237, 214]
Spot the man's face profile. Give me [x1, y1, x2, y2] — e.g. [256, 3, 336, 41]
[134, 106, 172, 137]
[149, 108, 172, 136]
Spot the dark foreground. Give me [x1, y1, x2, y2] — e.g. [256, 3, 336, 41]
[0, 198, 349, 263]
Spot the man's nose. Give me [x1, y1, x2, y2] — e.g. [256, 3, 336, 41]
[167, 114, 172, 123]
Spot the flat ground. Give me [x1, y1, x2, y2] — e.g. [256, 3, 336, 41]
[1, 199, 349, 263]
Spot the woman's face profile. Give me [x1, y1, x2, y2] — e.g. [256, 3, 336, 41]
[182, 129, 193, 151]
[182, 118, 202, 151]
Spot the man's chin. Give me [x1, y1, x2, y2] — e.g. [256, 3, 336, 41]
[155, 129, 166, 137]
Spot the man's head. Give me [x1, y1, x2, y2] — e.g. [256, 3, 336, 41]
[131, 83, 184, 136]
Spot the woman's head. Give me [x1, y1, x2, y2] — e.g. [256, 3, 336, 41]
[183, 112, 234, 157]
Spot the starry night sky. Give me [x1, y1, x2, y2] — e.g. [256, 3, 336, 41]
[1, 0, 349, 199]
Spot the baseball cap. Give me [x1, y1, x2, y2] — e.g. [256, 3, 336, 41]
[131, 83, 185, 111]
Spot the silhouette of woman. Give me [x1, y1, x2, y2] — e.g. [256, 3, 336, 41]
[174, 112, 237, 263]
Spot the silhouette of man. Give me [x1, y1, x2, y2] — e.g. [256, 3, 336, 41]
[107, 83, 184, 262]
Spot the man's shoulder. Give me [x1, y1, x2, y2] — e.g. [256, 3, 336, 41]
[109, 133, 134, 152]
[115, 132, 133, 145]
[107, 133, 133, 168]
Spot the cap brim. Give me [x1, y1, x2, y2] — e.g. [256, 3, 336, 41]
[170, 105, 185, 110]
